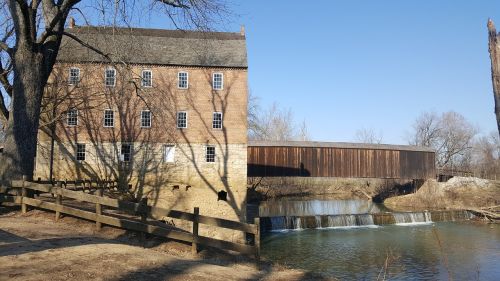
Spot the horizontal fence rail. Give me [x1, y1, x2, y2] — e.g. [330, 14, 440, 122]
[3, 178, 260, 259]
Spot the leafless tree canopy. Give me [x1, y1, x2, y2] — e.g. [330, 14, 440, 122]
[248, 92, 310, 142]
[354, 128, 383, 144]
[408, 111, 478, 169]
[471, 132, 500, 179]
[0, 0, 231, 180]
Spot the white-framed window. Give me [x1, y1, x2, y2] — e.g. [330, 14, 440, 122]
[103, 109, 114, 127]
[141, 70, 152, 87]
[212, 73, 223, 90]
[67, 108, 78, 126]
[69, 67, 80, 85]
[212, 112, 223, 129]
[141, 110, 151, 128]
[205, 145, 216, 163]
[76, 143, 86, 161]
[177, 111, 187, 128]
[178, 72, 188, 89]
[120, 143, 132, 162]
[164, 145, 175, 163]
[105, 67, 116, 87]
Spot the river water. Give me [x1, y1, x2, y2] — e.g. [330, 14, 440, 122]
[259, 199, 500, 280]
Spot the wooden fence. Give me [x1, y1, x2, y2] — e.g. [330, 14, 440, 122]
[1, 177, 260, 259]
[32, 177, 119, 191]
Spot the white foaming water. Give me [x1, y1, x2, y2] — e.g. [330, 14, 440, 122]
[315, 215, 322, 228]
[393, 211, 433, 226]
[268, 214, 377, 231]
[323, 225, 380, 230]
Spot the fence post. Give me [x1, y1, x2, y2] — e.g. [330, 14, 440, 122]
[95, 185, 103, 231]
[254, 217, 260, 261]
[192, 207, 199, 255]
[21, 175, 27, 213]
[140, 197, 148, 245]
[55, 181, 62, 221]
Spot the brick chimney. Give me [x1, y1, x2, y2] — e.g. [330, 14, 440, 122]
[240, 25, 245, 36]
[69, 17, 75, 29]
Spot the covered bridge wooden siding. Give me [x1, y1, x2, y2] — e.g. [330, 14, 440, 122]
[248, 141, 436, 179]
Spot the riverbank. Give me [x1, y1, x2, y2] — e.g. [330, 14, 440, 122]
[0, 206, 324, 281]
[384, 177, 500, 212]
[248, 177, 415, 202]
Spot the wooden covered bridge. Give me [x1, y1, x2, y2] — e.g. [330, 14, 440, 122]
[247, 141, 436, 180]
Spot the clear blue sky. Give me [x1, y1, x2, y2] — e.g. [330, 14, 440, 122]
[222, 0, 500, 144]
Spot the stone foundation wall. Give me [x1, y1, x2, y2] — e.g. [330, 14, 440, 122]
[34, 141, 248, 242]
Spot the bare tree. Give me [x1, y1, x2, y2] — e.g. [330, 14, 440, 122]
[247, 90, 260, 139]
[487, 19, 500, 138]
[407, 111, 441, 147]
[408, 111, 478, 169]
[471, 132, 500, 179]
[354, 127, 383, 144]
[0, 0, 231, 182]
[248, 99, 310, 141]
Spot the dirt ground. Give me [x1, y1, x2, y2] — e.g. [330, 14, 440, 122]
[384, 177, 500, 211]
[0, 206, 327, 281]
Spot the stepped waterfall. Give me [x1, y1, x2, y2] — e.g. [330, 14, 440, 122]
[260, 200, 476, 231]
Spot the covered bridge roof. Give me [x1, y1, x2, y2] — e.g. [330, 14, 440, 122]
[248, 140, 435, 153]
[57, 26, 247, 68]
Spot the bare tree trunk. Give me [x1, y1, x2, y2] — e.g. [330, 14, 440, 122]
[488, 19, 500, 138]
[0, 47, 45, 182]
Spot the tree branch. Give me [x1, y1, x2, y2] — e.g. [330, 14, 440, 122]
[0, 91, 9, 121]
[156, 0, 190, 9]
[37, 0, 81, 44]
[10, 0, 33, 45]
[0, 42, 9, 52]
[62, 31, 111, 61]
[0, 58, 13, 97]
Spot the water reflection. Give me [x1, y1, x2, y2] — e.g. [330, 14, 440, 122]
[262, 222, 500, 280]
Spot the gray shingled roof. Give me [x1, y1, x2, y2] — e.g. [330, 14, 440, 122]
[248, 140, 435, 153]
[57, 26, 247, 68]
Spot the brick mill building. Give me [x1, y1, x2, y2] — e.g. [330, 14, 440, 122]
[34, 25, 249, 236]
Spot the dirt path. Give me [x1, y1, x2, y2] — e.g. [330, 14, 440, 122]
[0, 207, 314, 281]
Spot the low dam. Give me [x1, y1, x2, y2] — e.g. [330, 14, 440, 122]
[258, 199, 476, 231]
[261, 210, 475, 231]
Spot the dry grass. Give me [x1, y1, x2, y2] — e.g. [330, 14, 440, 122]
[384, 178, 500, 211]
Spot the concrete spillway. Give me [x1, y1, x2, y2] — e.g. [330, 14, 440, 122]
[261, 210, 476, 232]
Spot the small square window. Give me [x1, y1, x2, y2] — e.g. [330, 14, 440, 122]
[141, 70, 152, 87]
[69, 68, 80, 85]
[103, 109, 114, 127]
[164, 145, 175, 163]
[177, 111, 187, 128]
[212, 73, 223, 90]
[206, 146, 215, 163]
[212, 112, 223, 129]
[141, 110, 151, 128]
[67, 109, 78, 126]
[178, 72, 188, 89]
[105, 68, 116, 87]
[76, 143, 86, 161]
[120, 143, 132, 162]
